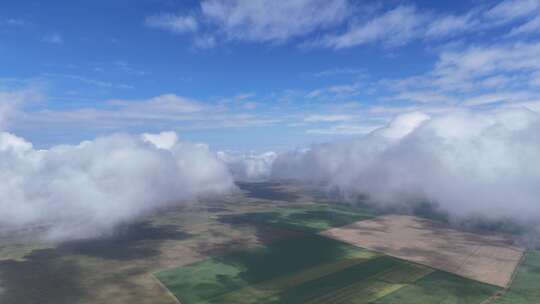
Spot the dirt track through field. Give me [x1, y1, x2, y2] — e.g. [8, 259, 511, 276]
[321, 215, 524, 288]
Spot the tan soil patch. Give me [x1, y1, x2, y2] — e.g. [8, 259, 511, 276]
[321, 215, 524, 288]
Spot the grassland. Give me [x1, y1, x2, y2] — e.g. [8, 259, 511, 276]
[156, 233, 500, 304]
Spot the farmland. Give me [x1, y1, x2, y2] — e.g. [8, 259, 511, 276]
[156, 233, 500, 304]
[0, 182, 534, 304]
[322, 215, 525, 288]
[492, 251, 540, 303]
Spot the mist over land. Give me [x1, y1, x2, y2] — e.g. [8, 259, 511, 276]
[226, 109, 540, 245]
[3, 104, 540, 244]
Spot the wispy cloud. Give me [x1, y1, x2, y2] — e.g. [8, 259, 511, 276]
[145, 14, 198, 34]
[484, 0, 540, 23]
[146, 0, 351, 46]
[507, 15, 540, 36]
[2, 18, 26, 27]
[15, 93, 282, 135]
[144, 0, 540, 49]
[312, 68, 364, 78]
[304, 114, 353, 122]
[45, 73, 134, 89]
[320, 5, 425, 49]
[42, 33, 64, 44]
[306, 123, 378, 135]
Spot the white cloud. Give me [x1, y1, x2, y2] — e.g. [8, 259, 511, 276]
[484, 0, 540, 23]
[388, 41, 540, 100]
[146, 0, 351, 45]
[242, 102, 258, 110]
[304, 114, 352, 122]
[2, 18, 25, 27]
[313, 68, 363, 78]
[46, 73, 134, 90]
[193, 34, 217, 49]
[35, 94, 206, 127]
[392, 90, 457, 104]
[464, 91, 535, 106]
[436, 42, 540, 79]
[141, 131, 178, 150]
[321, 5, 425, 49]
[16, 93, 283, 135]
[306, 82, 363, 100]
[306, 124, 379, 135]
[42, 34, 64, 44]
[145, 0, 540, 49]
[530, 72, 540, 87]
[507, 15, 540, 36]
[145, 14, 198, 34]
[425, 13, 476, 38]
[0, 130, 234, 240]
[0, 89, 42, 129]
[272, 109, 540, 223]
[200, 0, 350, 43]
[114, 94, 206, 114]
[218, 150, 277, 180]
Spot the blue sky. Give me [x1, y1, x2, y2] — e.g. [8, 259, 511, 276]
[1, 0, 540, 151]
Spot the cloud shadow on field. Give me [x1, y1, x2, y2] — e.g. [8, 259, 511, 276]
[236, 182, 301, 201]
[0, 249, 85, 304]
[57, 221, 192, 260]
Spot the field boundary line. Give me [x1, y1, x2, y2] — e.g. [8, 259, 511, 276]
[480, 250, 528, 304]
[150, 274, 182, 304]
[507, 250, 526, 289]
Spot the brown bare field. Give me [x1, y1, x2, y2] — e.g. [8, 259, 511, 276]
[321, 215, 524, 288]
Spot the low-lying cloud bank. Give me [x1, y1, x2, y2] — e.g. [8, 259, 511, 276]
[270, 109, 540, 225]
[217, 151, 277, 181]
[0, 131, 234, 241]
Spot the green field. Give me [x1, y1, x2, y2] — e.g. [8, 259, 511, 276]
[217, 203, 378, 233]
[156, 234, 500, 304]
[493, 250, 540, 303]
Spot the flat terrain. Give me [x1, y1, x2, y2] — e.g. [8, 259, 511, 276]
[321, 215, 525, 288]
[0, 182, 377, 304]
[492, 250, 540, 303]
[156, 234, 498, 304]
[0, 182, 535, 303]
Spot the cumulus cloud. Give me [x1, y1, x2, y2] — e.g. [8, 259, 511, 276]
[0, 89, 41, 129]
[0, 131, 234, 240]
[217, 150, 277, 181]
[272, 109, 540, 224]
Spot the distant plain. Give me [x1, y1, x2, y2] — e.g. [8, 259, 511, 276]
[0, 182, 538, 304]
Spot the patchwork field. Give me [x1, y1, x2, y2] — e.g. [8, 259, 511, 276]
[156, 234, 499, 304]
[322, 215, 525, 287]
[217, 202, 378, 233]
[1, 182, 537, 303]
